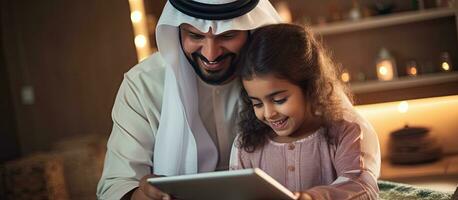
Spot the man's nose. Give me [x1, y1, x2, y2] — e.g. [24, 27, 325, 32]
[201, 39, 222, 62]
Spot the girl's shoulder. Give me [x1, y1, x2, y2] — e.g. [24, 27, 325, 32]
[327, 120, 362, 144]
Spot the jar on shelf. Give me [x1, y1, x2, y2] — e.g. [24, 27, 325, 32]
[439, 51, 453, 72]
[348, 0, 362, 21]
[376, 48, 398, 81]
[405, 60, 419, 76]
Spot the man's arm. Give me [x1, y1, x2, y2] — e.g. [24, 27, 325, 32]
[97, 55, 166, 200]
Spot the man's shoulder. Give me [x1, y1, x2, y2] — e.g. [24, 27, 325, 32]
[124, 52, 167, 86]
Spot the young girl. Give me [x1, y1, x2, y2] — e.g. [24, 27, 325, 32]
[230, 24, 380, 200]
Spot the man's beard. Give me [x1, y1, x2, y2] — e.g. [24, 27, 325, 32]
[187, 52, 237, 85]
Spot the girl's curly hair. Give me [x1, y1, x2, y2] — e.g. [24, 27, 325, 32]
[237, 23, 353, 152]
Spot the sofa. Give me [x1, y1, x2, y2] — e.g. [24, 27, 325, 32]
[0, 134, 455, 200]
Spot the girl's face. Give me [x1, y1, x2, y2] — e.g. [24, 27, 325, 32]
[243, 74, 317, 141]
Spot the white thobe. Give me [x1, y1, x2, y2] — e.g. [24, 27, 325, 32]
[96, 53, 240, 199]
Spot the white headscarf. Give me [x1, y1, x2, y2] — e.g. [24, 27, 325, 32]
[153, 0, 282, 176]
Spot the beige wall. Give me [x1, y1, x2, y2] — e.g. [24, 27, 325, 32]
[356, 95, 458, 159]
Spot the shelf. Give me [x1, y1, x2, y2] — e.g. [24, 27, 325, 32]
[311, 7, 456, 35]
[350, 71, 458, 93]
[381, 154, 458, 179]
[380, 155, 458, 193]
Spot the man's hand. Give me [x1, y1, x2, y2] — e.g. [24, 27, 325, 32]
[131, 174, 171, 200]
[295, 192, 313, 200]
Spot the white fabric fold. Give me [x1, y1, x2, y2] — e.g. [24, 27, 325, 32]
[153, 0, 283, 175]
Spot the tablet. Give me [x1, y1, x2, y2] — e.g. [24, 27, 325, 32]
[147, 168, 297, 200]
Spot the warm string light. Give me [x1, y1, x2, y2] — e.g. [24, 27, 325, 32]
[405, 60, 418, 76]
[379, 66, 388, 75]
[408, 66, 417, 76]
[128, 0, 152, 62]
[398, 101, 409, 113]
[442, 62, 450, 71]
[134, 35, 147, 48]
[131, 11, 143, 23]
[341, 71, 350, 83]
[440, 52, 452, 72]
[376, 48, 397, 81]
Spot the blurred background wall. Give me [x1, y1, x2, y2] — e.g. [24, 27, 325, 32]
[1, 0, 137, 161]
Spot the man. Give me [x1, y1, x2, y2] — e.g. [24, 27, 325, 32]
[97, 0, 283, 199]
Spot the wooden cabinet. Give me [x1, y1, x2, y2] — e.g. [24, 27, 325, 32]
[351, 72, 458, 104]
[272, 0, 458, 104]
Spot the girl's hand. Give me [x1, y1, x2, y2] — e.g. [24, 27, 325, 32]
[131, 174, 172, 200]
[294, 192, 313, 200]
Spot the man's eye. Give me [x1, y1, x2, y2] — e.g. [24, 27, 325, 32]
[273, 98, 287, 104]
[189, 33, 204, 39]
[220, 34, 235, 39]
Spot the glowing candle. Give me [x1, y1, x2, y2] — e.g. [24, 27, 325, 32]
[440, 52, 452, 72]
[376, 48, 397, 81]
[341, 69, 351, 83]
[406, 60, 418, 76]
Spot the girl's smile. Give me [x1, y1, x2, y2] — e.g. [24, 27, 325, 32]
[269, 117, 289, 131]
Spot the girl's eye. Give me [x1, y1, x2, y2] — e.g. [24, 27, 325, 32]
[252, 102, 263, 108]
[273, 98, 287, 104]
